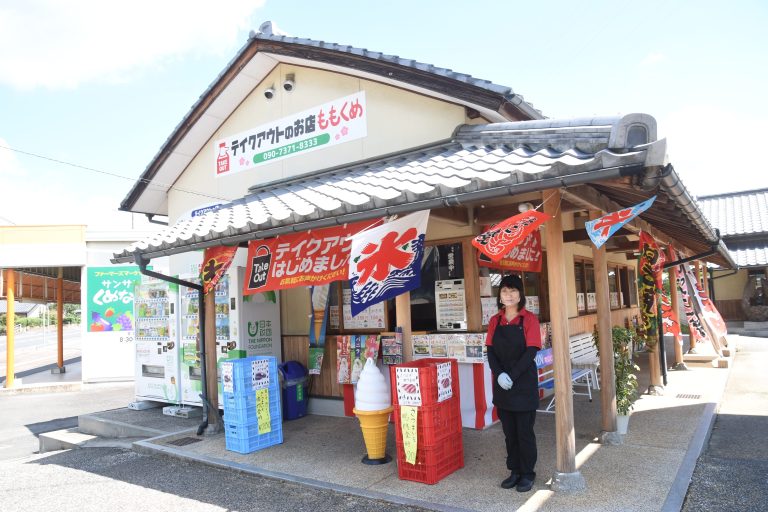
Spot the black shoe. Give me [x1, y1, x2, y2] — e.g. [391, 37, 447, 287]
[501, 473, 521, 489]
[516, 477, 534, 492]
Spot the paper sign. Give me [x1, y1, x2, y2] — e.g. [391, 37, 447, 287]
[396, 367, 422, 406]
[308, 347, 324, 375]
[400, 405, 418, 465]
[436, 362, 453, 402]
[252, 359, 270, 390]
[256, 388, 271, 434]
[221, 362, 234, 393]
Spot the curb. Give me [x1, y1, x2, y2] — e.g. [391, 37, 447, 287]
[133, 436, 473, 512]
[0, 381, 82, 396]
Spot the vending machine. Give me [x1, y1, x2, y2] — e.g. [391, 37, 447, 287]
[133, 275, 181, 404]
[178, 266, 282, 407]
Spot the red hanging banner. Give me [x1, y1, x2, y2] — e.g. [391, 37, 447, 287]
[201, 246, 238, 295]
[477, 230, 543, 272]
[471, 210, 550, 263]
[243, 219, 382, 295]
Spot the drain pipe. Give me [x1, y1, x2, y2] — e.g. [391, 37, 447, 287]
[135, 256, 210, 435]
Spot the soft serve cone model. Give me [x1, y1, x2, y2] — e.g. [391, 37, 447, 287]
[310, 284, 329, 345]
[353, 357, 393, 464]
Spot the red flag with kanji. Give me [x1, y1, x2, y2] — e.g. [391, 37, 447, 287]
[202, 246, 238, 295]
[472, 210, 550, 262]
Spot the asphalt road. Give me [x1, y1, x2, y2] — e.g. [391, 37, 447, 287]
[0, 381, 428, 511]
[682, 337, 768, 512]
[1, 325, 81, 378]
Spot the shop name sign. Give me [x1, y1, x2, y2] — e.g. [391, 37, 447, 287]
[214, 91, 367, 177]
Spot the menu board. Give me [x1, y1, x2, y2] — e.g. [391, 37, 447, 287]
[481, 297, 498, 326]
[435, 279, 467, 331]
[411, 333, 486, 363]
[342, 289, 386, 329]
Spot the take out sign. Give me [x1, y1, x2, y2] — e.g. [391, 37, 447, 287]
[214, 91, 367, 177]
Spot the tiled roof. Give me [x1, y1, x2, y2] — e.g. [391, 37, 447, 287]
[113, 114, 713, 265]
[725, 244, 768, 267]
[698, 188, 768, 237]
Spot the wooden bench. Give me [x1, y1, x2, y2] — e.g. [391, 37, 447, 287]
[569, 332, 600, 390]
[535, 348, 593, 413]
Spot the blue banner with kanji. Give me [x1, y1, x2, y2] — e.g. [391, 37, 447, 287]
[348, 211, 429, 317]
[585, 196, 656, 249]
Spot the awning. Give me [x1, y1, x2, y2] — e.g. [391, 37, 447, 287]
[112, 114, 736, 269]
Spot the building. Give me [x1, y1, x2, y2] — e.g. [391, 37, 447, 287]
[112, 21, 735, 488]
[699, 188, 768, 322]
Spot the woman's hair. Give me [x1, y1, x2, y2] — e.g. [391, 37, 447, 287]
[496, 274, 527, 310]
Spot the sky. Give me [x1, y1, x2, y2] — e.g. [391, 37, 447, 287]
[1, 0, 767, 229]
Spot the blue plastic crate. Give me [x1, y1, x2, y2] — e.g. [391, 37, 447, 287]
[224, 419, 283, 454]
[221, 356, 279, 395]
[223, 389, 282, 425]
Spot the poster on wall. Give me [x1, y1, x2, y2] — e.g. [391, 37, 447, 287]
[435, 279, 467, 331]
[86, 266, 144, 333]
[214, 91, 368, 177]
[342, 289, 386, 329]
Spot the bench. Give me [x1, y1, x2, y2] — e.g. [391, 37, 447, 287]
[569, 332, 600, 390]
[535, 348, 593, 413]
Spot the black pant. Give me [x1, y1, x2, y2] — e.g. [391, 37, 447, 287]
[497, 408, 537, 478]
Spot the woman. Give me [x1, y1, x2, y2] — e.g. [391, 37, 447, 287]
[486, 274, 542, 492]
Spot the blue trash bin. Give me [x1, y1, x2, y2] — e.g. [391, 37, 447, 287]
[278, 361, 308, 420]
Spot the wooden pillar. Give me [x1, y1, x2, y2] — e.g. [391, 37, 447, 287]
[4, 270, 15, 388]
[666, 247, 685, 367]
[56, 267, 64, 370]
[395, 292, 413, 362]
[204, 292, 220, 424]
[462, 239, 482, 332]
[543, 190, 580, 479]
[590, 211, 617, 433]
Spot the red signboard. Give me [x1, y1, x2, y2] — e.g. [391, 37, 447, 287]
[477, 230, 543, 272]
[243, 219, 382, 294]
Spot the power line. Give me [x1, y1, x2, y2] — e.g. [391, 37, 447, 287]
[0, 144, 231, 203]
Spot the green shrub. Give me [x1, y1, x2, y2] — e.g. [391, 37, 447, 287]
[593, 325, 641, 415]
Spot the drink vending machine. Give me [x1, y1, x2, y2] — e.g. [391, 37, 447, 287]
[133, 275, 181, 404]
[177, 266, 282, 407]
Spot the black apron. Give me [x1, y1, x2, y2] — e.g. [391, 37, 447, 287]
[491, 317, 539, 412]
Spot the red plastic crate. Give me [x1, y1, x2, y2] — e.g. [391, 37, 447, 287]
[393, 398, 461, 447]
[390, 358, 459, 406]
[395, 431, 464, 484]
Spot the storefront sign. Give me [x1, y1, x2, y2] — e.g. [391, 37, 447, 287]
[243, 219, 380, 294]
[86, 266, 143, 333]
[214, 91, 367, 177]
[477, 230, 543, 272]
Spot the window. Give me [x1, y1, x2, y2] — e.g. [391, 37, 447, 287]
[574, 260, 597, 314]
[410, 242, 465, 332]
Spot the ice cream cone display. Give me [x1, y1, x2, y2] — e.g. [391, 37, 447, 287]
[353, 357, 393, 464]
[310, 284, 329, 346]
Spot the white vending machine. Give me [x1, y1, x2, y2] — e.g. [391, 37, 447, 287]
[178, 266, 282, 407]
[133, 275, 181, 404]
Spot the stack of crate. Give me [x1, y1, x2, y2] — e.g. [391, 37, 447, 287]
[221, 356, 282, 454]
[390, 358, 463, 484]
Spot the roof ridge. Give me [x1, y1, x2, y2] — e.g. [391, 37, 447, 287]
[697, 187, 768, 200]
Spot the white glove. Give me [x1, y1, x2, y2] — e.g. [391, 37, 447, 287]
[498, 372, 513, 390]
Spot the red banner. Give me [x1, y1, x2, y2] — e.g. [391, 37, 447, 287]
[202, 246, 238, 295]
[472, 210, 550, 262]
[243, 220, 382, 294]
[477, 230, 543, 272]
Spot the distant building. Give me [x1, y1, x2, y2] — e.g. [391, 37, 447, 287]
[699, 188, 768, 321]
[0, 300, 44, 319]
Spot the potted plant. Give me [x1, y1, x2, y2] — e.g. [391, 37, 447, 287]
[593, 326, 641, 434]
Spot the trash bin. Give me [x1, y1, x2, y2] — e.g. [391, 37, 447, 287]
[278, 361, 309, 420]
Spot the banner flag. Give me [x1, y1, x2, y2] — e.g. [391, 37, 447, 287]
[243, 219, 382, 294]
[637, 231, 664, 340]
[348, 210, 429, 317]
[202, 246, 238, 295]
[586, 196, 656, 249]
[472, 210, 550, 262]
[477, 230, 543, 272]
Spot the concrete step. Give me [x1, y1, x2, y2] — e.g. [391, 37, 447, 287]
[78, 413, 168, 438]
[39, 428, 146, 453]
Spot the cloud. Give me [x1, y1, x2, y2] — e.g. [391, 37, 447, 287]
[658, 106, 767, 197]
[639, 52, 666, 66]
[0, 0, 266, 90]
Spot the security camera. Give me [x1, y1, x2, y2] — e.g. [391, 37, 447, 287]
[283, 74, 295, 92]
[264, 87, 275, 100]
